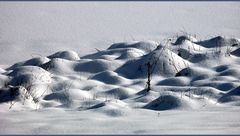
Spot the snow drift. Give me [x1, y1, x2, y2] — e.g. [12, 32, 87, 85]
[0, 35, 240, 113]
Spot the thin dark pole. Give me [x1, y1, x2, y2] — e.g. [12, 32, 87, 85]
[146, 61, 152, 92]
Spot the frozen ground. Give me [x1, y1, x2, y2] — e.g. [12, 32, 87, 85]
[0, 1, 240, 135]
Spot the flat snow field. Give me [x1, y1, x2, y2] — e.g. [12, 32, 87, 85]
[0, 107, 240, 134]
[0, 1, 240, 135]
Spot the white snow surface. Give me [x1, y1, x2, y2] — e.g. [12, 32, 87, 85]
[0, 2, 240, 134]
[0, 35, 240, 134]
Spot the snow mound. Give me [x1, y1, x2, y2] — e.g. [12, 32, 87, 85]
[116, 45, 189, 78]
[231, 48, 240, 57]
[74, 59, 120, 73]
[217, 67, 240, 78]
[176, 66, 215, 78]
[89, 100, 129, 117]
[214, 65, 230, 72]
[41, 58, 76, 74]
[175, 48, 193, 60]
[43, 91, 73, 107]
[48, 50, 80, 61]
[108, 41, 158, 53]
[226, 86, 240, 96]
[192, 80, 238, 92]
[90, 71, 130, 85]
[7, 57, 50, 70]
[218, 86, 240, 104]
[97, 87, 136, 100]
[196, 36, 239, 48]
[82, 48, 145, 60]
[157, 77, 190, 86]
[173, 35, 198, 45]
[8, 66, 51, 77]
[144, 95, 191, 111]
[1, 35, 240, 112]
[8, 66, 51, 86]
[116, 49, 145, 60]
